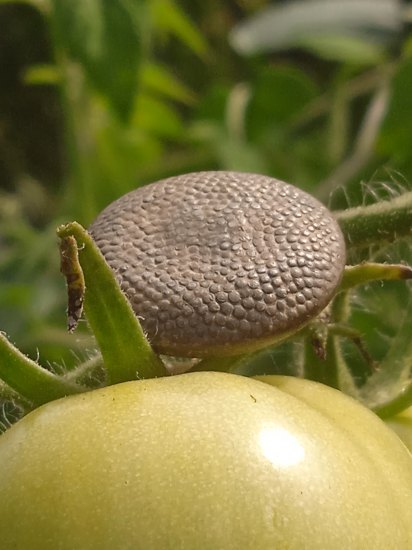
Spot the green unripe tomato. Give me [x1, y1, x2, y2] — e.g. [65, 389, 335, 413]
[0, 372, 411, 549]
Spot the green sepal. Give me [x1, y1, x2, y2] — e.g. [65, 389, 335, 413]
[0, 332, 84, 406]
[340, 263, 412, 291]
[57, 222, 168, 384]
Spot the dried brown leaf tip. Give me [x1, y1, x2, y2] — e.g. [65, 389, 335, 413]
[59, 235, 85, 332]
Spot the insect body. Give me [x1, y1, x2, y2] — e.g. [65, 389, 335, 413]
[89, 171, 345, 357]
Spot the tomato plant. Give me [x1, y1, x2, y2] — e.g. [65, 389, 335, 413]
[0, 372, 411, 549]
[2, 2, 412, 549]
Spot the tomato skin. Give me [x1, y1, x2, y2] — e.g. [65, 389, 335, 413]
[0, 372, 412, 549]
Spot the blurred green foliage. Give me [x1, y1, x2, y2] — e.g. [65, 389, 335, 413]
[1, 0, 412, 384]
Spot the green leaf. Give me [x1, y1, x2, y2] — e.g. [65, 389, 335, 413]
[142, 62, 195, 104]
[51, 0, 144, 121]
[150, 0, 208, 59]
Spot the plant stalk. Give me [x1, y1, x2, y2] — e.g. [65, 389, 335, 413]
[336, 192, 412, 249]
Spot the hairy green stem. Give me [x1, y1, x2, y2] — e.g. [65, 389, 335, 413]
[359, 295, 412, 417]
[63, 353, 106, 387]
[336, 192, 412, 249]
[0, 332, 83, 406]
[302, 334, 340, 389]
[0, 379, 30, 411]
[373, 382, 412, 419]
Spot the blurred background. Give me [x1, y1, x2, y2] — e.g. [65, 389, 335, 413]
[1, 0, 412, 376]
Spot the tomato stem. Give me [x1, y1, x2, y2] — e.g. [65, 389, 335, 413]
[336, 191, 412, 249]
[0, 332, 84, 406]
[302, 335, 340, 389]
[57, 222, 169, 384]
[373, 381, 412, 419]
[358, 294, 412, 416]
